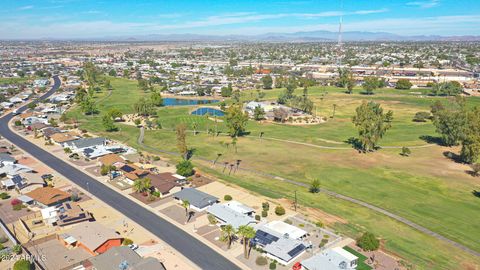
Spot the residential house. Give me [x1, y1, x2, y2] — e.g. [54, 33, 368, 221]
[23, 116, 49, 126]
[0, 153, 16, 164]
[0, 163, 33, 178]
[86, 246, 166, 270]
[173, 188, 219, 211]
[27, 122, 49, 131]
[301, 247, 358, 270]
[41, 202, 93, 227]
[119, 164, 149, 184]
[97, 153, 125, 167]
[64, 137, 107, 152]
[61, 222, 122, 255]
[41, 127, 62, 139]
[146, 173, 183, 198]
[1, 174, 26, 190]
[207, 200, 256, 229]
[50, 132, 79, 146]
[24, 234, 92, 270]
[25, 186, 71, 207]
[253, 221, 309, 265]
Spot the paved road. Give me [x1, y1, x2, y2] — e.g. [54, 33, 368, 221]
[138, 128, 480, 258]
[0, 76, 241, 270]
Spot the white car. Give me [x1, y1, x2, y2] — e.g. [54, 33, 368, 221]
[128, 244, 139, 250]
[12, 109, 20, 115]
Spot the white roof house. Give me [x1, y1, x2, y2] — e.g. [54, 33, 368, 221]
[253, 221, 309, 265]
[207, 201, 256, 229]
[41, 206, 58, 225]
[263, 220, 308, 240]
[0, 163, 33, 177]
[301, 247, 358, 270]
[224, 200, 255, 215]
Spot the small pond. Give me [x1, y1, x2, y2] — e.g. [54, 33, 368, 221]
[191, 107, 225, 116]
[163, 98, 218, 106]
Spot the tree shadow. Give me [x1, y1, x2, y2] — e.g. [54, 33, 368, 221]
[472, 190, 480, 198]
[187, 211, 196, 223]
[186, 148, 196, 160]
[419, 135, 444, 146]
[359, 91, 374, 95]
[465, 170, 479, 177]
[346, 137, 364, 152]
[443, 151, 463, 163]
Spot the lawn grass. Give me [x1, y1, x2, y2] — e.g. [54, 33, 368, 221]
[343, 246, 372, 270]
[65, 77, 480, 270]
[0, 77, 31, 84]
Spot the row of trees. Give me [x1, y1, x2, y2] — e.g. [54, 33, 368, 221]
[277, 78, 314, 114]
[431, 97, 480, 163]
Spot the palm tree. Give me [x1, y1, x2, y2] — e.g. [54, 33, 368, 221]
[237, 225, 256, 258]
[133, 178, 151, 193]
[332, 104, 337, 119]
[214, 153, 222, 165]
[220, 225, 236, 249]
[181, 200, 190, 219]
[192, 122, 197, 136]
[133, 179, 144, 193]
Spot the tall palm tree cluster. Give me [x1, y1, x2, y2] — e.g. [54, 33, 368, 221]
[220, 224, 256, 259]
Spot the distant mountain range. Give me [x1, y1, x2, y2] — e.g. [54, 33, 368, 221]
[91, 30, 480, 42]
[15, 30, 480, 42]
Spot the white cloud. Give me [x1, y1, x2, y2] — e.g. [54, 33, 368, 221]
[407, 0, 440, 9]
[1, 10, 479, 38]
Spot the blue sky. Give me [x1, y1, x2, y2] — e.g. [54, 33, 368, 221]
[1, 0, 479, 39]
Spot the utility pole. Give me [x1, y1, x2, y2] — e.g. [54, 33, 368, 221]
[294, 190, 297, 212]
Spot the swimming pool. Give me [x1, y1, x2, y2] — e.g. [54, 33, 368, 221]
[163, 98, 219, 106]
[191, 107, 225, 116]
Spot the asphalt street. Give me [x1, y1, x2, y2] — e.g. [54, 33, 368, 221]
[0, 76, 241, 270]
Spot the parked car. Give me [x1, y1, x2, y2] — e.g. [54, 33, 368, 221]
[128, 244, 139, 250]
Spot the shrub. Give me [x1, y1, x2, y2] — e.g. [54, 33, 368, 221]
[274, 206, 285, 216]
[395, 78, 413, 90]
[100, 165, 109, 175]
[284, 219, 293, 225]
[0, 192, 10, 200]
[261, 210, 268, 218]
[255, 256, 268, 266]
[269, 261, 277, 270]
[70, 193, 79, 202]
[401, 146, 411, 157]
[12, 244, 22, 254]
[255, 215, 261, 221]
[315, 221, 324, 228]
[11, 198, 21, 206]
[223, 195, 232, 201]
[176, 160, 194, 177]
[153, 156, 161, 161]
[470, 163, 480, 176]
[152, 191, 161, 197]
[262, 202, 269, 211]
[13, 259, 33, 270]
[357, 232, 380, 251]
[13, 204, 23, 211]
[14, 120, 22, 126]
[207, 214, 218, 225]
[122, 238, 133, 246]
[413, 111, 431, 122]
